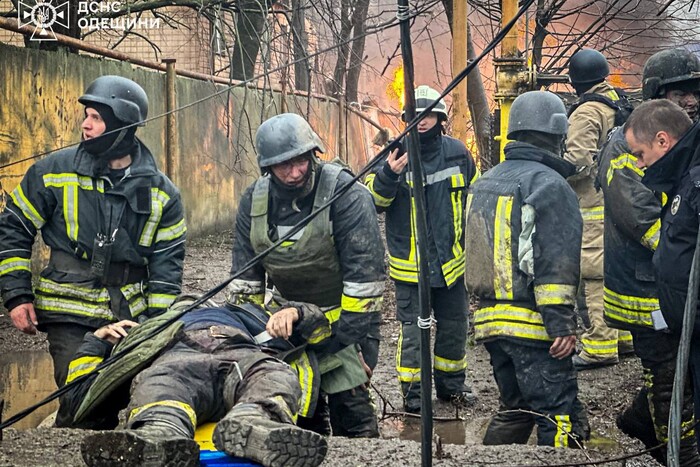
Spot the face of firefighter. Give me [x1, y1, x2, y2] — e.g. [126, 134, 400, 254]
[82, 108, 107, 140]
[625, 128, 676, 169]
[665, 89, 700, 121]
[270, 155, 311, 187]
[417, 113, 439, 133]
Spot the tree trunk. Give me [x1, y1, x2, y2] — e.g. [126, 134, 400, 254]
[328, 0, 353, 98]
[291, 0, 310, 91]
[231, 0, 270, 81]
[345, 0, 369, 103]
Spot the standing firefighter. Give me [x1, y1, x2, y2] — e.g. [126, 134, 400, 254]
[366, 85, 478, 414]
[227, 113, 385, 438]
[466, 91, 586, 447]
[566, 48, 633, 369]
[598, 48, 700, 465]
[0, 76, 186, 406]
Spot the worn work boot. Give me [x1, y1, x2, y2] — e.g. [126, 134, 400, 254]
[213, 404, 328, 467]
[437, 384, 477, 407]
[572, 354, 618, 371]
[81, 424, 200, 467]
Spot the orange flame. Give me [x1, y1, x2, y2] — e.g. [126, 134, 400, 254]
[387, 63, 405, 111]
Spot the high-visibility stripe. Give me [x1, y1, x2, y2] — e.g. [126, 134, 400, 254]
[619, 331, 633, 344]
[129, 400, 197, 428]
[604, 287, 659, 311]
[581, 337, 618, 356]
[365, 173, 393, 207]
[44, 173, 104, 240]
[474, 304, 551, 341]
[493, 196, 514, 300]
[66, 356, 103, 383]
[139, 189, 171, 247]
[43, 173, 102, 191]
[604, 301, 654, 328]
[343, 281, 384, 297]
[396, 327, 420, 382]
[35, 277, 111, 303]
[554, 415, 572, 448]
[603, 287, 657, 328]
[10, 185, 45, 229]
[34, 296, 113, 320]
[606, 154, 644, 186]
[341, 295, 382, 313]
[581, 206, 604, 221]
[534, 284, 577, 306]
[307, 324, 332, 345]
[0, 257, 31, 276]
[434, 354, 467, 373]
[323, 306, 342, 324]
[155, 219, 187, 243]
[148, 293, 177, 310]
[470, 168, 481, 185]
[641, 219, 661, 251]
[290, 352, 314, 417]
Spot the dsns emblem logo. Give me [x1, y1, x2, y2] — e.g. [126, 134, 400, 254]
[18, 0, 70, 41]
[671, 195, 681, 215]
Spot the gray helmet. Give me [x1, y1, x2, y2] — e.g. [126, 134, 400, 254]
[255, 113, 326, 168]
[642, 48, 700, 100]
[402, 85, 448, 121]
[79, 75, 148, 126]
[507, 91, 569, 139]
[569, 48, 609, 86]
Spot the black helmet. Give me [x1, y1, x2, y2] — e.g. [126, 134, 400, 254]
[255, 113, 325, 168]
[79, 75, 148, 126]
[507, 91, 568, 140]
[642, 48, 700, 100]
[569, 49, 610, 86]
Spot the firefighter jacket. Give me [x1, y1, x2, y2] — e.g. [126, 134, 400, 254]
[565, 82, 619, 279]
[60, 301, 332, 427]
[0, 140, 186, 329]
[366, 133, 479, 287]
[228, 162, 385, 355]
[465, 142, 582, 345]
[596, 127, 662, 331]
[643, 121, 700, 335]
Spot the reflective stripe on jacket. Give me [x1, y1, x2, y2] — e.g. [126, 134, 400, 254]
[0, 140, 186, 328]
[597, 127, 662, 331]
[466, 142, 581, 344]
[366, 133, 478, 287]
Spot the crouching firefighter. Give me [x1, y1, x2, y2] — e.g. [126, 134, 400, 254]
[465, 91, 589, 447]
[58, 297, 336, 467]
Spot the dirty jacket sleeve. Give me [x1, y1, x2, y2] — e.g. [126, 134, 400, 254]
[365, 156, 400, 211]
[599, 135, 661, 252]
[57, 332, 114, 427]
[525, 174, 582, 338]
[144, 190, 187, 318]
[331, 174, 385, 349]
[227, 185, 266, 305]
[0, 162, 55, 309]
[565, 98, 615, 183]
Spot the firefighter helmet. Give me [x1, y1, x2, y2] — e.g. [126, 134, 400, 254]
[79, 75, 149, 126]
[402, 85, 448, 121]
[569, 49, 610, 86]
[642, 48, 700, 100]
[255, 113, 326, 168]
[507, 91, 568, 140]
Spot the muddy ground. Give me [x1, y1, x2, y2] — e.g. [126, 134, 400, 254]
[0, 229, 662, 466]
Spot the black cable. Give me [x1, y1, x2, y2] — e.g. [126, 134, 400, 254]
[0, 0, 534, 430]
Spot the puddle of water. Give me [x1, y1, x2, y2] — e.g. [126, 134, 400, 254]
[382, 417, 467, 445]
[0, 351, 58, 429]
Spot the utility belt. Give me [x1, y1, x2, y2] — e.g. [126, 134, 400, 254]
[49, 249, 148, 287]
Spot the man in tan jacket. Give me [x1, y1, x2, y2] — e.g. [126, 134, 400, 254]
[565, 48, 634, 369]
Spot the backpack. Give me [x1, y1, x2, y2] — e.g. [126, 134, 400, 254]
[567, 88, 635, 127]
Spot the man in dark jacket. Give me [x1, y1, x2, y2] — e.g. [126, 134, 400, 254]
[226, 113, 385, 437]
[366, 85, 479, 414]
[598, 49, 700, 464]
[62, 299, 330, 467]
[466, 91, 586, 447]
[0, 76, 186, 402]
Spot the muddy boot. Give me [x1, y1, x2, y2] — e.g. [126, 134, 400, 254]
[213, 403, 328, 467]
[437, 384, 477, 407]
[483, 410, 535, 445]
[81, 422, 200, 467]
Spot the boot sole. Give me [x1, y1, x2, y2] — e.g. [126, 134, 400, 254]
[80, 431, 200, 467]
[213, 418, 328, 467]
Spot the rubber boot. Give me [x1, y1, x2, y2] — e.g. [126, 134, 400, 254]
[213, 403, 328, 467]
[483, 410, 535, 445]
[437, 383, 477, 407]
[81, 422, 200, 467]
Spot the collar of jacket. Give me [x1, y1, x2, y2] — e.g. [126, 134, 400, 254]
[419, 129, 443, 157]
[643, 120, 700, 194]
[581, 81, 615, 99]
[73, 137, 159, 179]
[504, 141, 576, 178]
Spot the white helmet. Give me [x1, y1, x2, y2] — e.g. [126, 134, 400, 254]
[402, 85, 448, 121]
